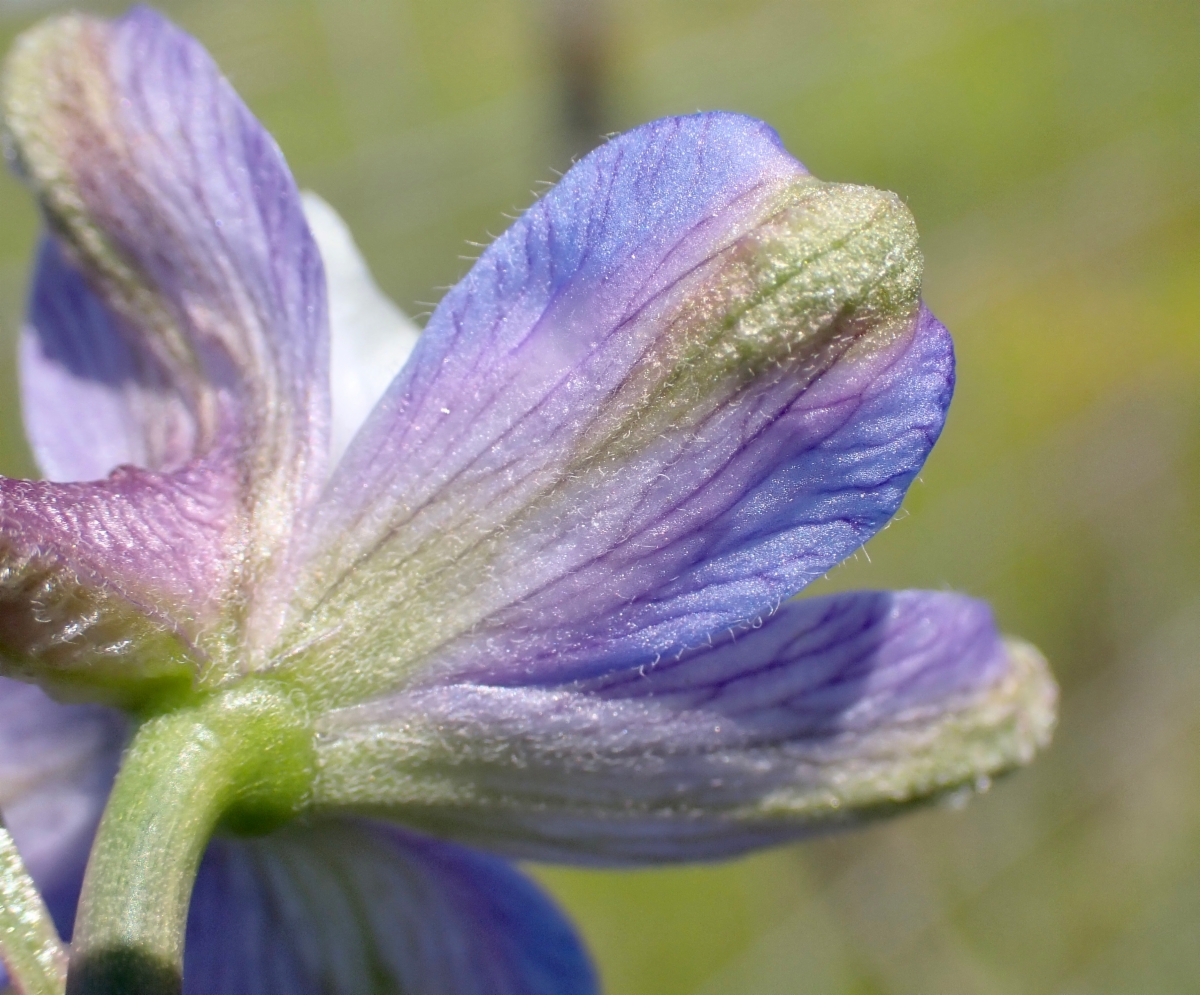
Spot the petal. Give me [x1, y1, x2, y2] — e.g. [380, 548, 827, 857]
[19, 237, 201, 483]
[301, 193, 420, 466]
[0, 675, 127, 945]
[311, 591, 1056, 863]
[3, 12, 328, 536]
[2, 9, 332, 690]
[278, 112, 950, 706]
[184, 821, 596, 995]
[4, 8, 329, 507]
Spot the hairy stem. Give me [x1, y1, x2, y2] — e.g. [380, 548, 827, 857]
[66, 680, 314, 995]
[0, 816, 66, 995]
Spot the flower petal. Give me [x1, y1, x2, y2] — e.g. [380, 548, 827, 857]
[5, 4, 331, 497]
[311, 591, 1056, 863]
[279, 112, 951, 706]
[301, 193, 420, 466]
[184, 821, 596, 995]
[4, 7, 329, 508]
[19, 237, 202, 483]
[0, 675, 126, 953]
[2, 8, 332, 688]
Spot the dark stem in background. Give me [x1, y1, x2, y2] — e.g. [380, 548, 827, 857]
[547, 0, 613, 161]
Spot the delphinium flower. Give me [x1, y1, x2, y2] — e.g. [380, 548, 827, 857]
[0, 7, 1056, 995]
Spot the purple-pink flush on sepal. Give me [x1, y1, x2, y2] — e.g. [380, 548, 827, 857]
[0, 6, 1055, 994]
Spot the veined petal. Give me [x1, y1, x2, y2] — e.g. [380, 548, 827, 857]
[311, 592, 1056, 863]
[185, 822, 596, 995]
[2, 8, 331, 682]
[280, 113, 951, 706]
[0, 675, 126, 956]
[4, 6, 329, 503]
[301, 193, 420, 466]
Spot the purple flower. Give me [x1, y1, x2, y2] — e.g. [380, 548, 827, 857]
[0, 7, 1056, 994]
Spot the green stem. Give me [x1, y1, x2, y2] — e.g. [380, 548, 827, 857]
[0, 816, 66, 995]
[66, 680, 314, 995]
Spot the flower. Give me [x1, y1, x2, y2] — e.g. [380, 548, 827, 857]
[0, 6, 1056, 994]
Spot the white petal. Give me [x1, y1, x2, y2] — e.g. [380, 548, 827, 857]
[301, 193, 420, 464]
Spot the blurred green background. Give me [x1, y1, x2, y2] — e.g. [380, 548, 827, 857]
[0, 0, 1198, 992]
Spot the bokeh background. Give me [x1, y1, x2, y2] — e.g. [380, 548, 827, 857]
[0, 0, 1197, 992]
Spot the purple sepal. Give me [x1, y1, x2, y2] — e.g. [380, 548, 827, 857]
[3, 6, 337, 689]
[14, 7, 330, 499]
[314, 590, 1051, 863]
[280, 113, 951, 704]
[185, 822, 596, 995]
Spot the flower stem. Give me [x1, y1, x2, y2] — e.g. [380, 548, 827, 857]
[66, 680, 314, 995]
[0, 816, 67, 995]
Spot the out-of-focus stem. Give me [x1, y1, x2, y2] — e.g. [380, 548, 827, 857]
[547, 0, 613, 158]
[0, 816, 66, 995]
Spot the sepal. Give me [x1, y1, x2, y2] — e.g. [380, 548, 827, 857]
[310, 591, 1056, 863]
[276, 114, 953, 709]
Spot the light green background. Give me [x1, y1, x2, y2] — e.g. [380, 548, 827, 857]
[0, 1, 1197, 992]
